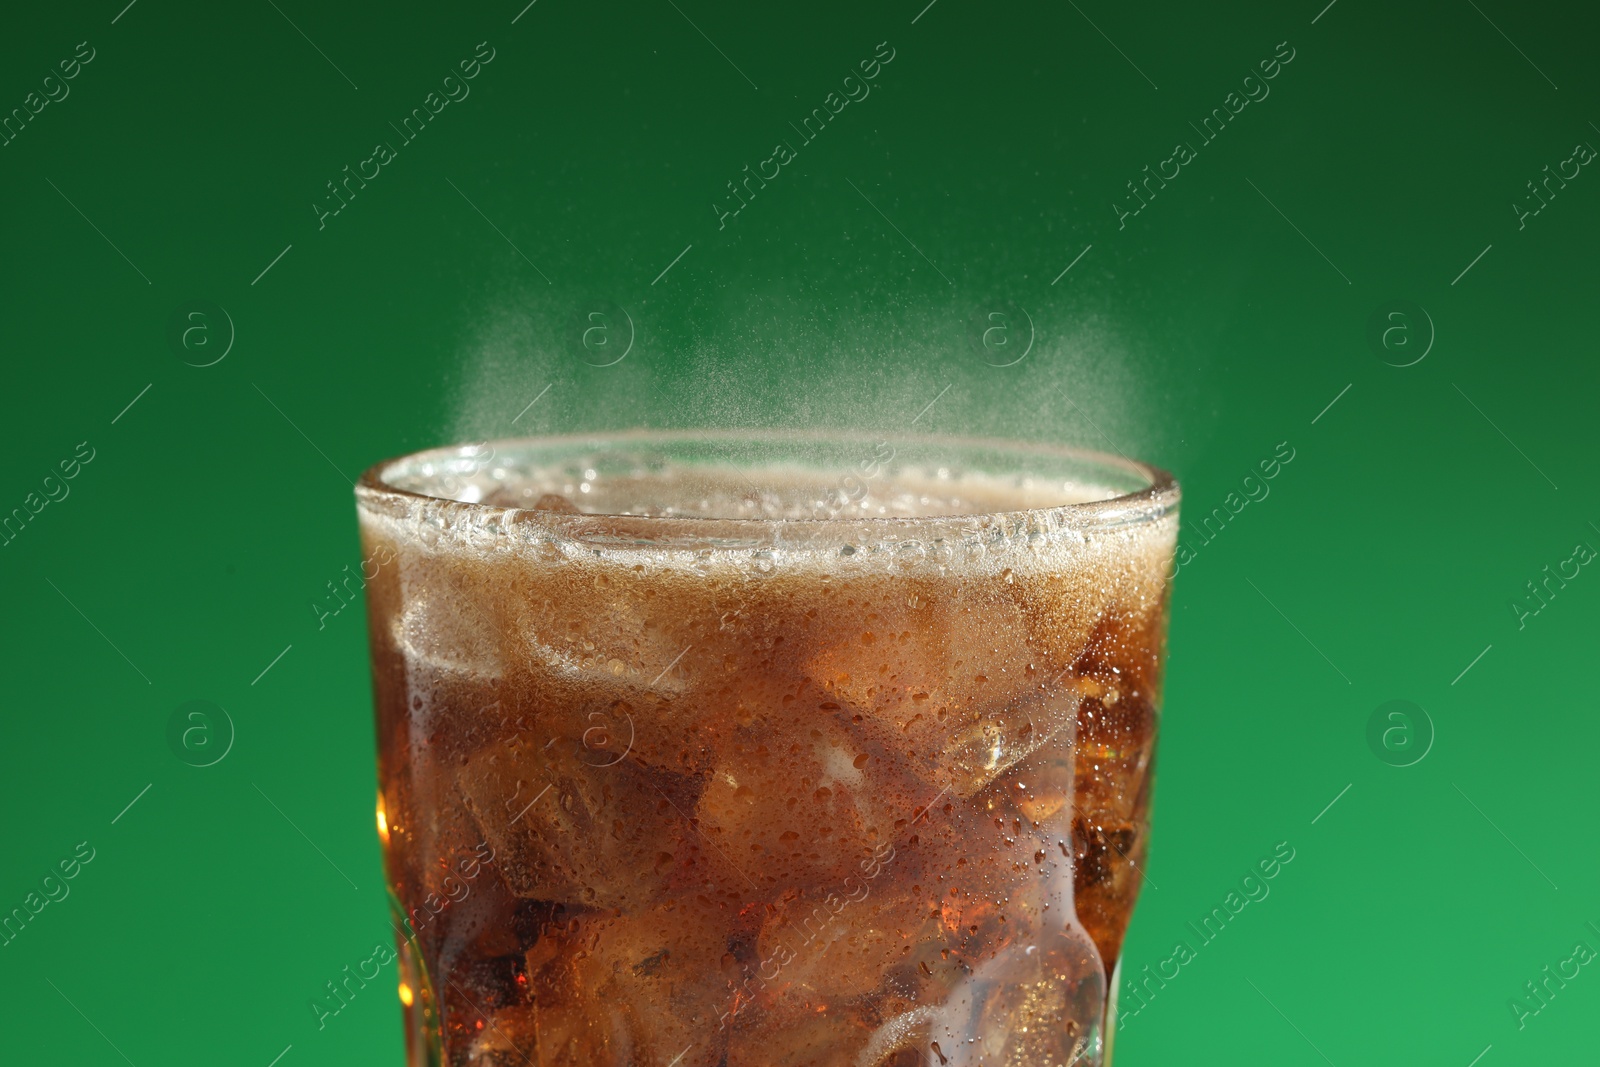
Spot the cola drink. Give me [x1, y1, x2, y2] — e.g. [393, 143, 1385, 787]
[357, 433, 1177, 1067]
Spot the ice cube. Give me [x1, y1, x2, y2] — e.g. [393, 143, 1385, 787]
[806, 581, 1043, 726]
[442, 951, 526, 1058]
[385, 768, 511, 964]
[462, 1002, 622, 1067]
[1004, 568, 1105, 678]
[1066, 644, 1158, 970]
[456, 736, 693, 909]
[520, 896, 734, 1067]
[420, 854, 526, 966]
[1072, 683, 1156, 826]
[752, 880, 948, 1003]
[513, 574, 693, 701]
[803, 582, 1077, 797]
[396, 590, 508, 680]
[460, 1004, 535, 1066]
[933, 687, 1079, 798]
[522, 634, 690, 701]
[928, 909, 1107, 1067]
[853, 1006, 938, 1067]
[1067, 752, 1152, 971]
[695, 726, 904, 891]
[726, 1007, 871, 1067]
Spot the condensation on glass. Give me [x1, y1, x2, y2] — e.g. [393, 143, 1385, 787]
[355, 431, 1179, 1067]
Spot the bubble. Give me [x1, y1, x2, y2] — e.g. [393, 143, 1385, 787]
[894, 540, 928, 568]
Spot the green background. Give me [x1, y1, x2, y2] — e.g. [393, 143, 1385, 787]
[2, 0, 1596, 1063]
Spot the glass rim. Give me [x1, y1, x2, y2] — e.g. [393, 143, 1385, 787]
[356, 428, 1179, 549]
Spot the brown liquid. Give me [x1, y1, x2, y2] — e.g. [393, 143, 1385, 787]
[361, 468, 1173, 1067]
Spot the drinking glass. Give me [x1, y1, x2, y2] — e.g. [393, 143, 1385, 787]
[355, 430, 1178, 1066]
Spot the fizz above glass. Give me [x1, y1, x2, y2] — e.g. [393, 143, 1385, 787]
[356, 432, 1178, 1067]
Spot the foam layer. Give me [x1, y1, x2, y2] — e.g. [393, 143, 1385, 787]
[391, 459, 1122, 520]
[359, 443, 1178, 582]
